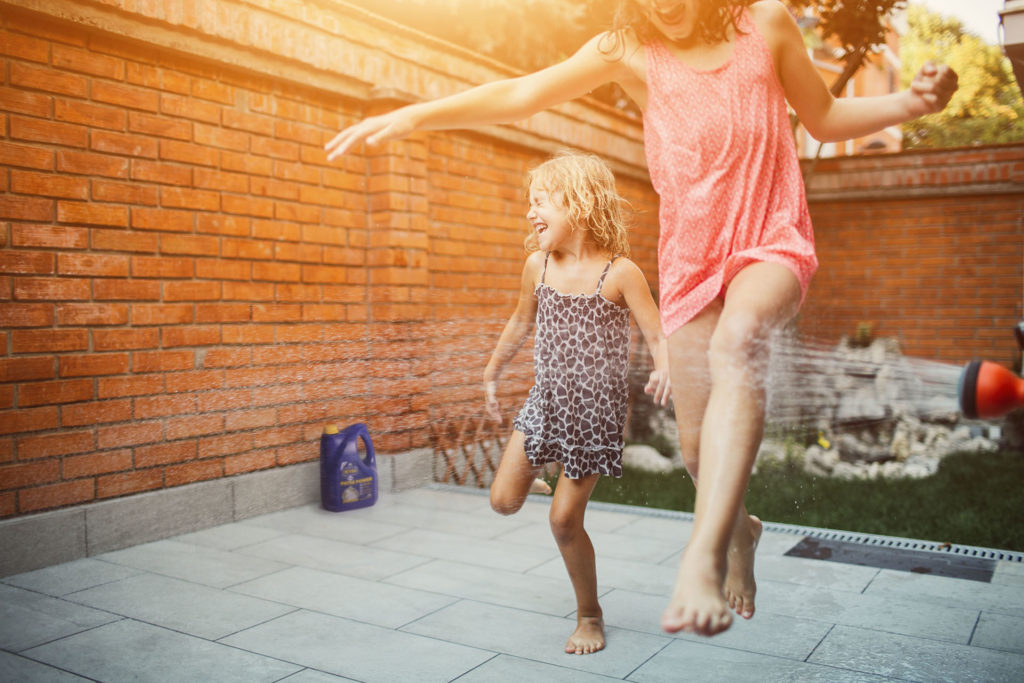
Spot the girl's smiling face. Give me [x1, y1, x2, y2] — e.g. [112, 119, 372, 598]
[527, 184, 572, 252]
[642, 0, 698, 42]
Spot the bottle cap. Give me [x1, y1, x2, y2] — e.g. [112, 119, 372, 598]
[323, 424, 339, 434]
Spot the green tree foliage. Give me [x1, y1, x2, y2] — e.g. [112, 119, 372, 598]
[900, 5, 1024, 148]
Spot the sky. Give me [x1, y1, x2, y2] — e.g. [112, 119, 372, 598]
[913, 0, 1005, 44]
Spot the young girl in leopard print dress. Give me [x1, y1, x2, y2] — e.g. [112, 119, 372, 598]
[483, 150, 670, 655]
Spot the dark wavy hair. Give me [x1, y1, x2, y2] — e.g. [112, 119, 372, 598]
[599, 1, 755, 57]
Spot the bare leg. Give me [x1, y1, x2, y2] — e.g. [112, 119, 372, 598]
[666, 299, 763, 623]
[662, 263, 801, 636]
[490, 430, 543, 515]
[549, 469, 603, 654]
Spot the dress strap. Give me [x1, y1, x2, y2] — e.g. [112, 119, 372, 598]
[541, 252, 550, 283]
[595, 256, 618, 295]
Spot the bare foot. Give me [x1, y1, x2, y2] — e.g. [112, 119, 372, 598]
[565, 615, 605, 654]
[529, 478, 552, 495]
[661, 549, 732, 636]
[724, 514, 762, 620]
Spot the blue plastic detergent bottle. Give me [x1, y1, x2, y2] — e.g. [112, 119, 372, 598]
[320, 423, 378, 512]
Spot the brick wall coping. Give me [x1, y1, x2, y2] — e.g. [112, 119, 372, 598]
[1, 0, 648, 179]
[802, 142, 1024, 202]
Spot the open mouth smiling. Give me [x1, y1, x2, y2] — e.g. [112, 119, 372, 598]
[654, 2, 688, 26]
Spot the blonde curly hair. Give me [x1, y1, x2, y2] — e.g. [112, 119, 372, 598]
[523, 150, 631, 257]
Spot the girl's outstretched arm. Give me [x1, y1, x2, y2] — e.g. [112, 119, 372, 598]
[483, 252, 544, 422]
[325, 33, 630, 161]
[757, 0, 958, 143]
[617, 259, 671, 407]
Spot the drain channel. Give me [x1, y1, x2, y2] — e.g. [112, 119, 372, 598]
[785, 536, 996, 582]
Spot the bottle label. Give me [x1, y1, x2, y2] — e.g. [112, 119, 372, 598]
[339, 462, 374, 503]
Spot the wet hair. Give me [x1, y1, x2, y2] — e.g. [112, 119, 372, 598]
[524, 150, 631, 257]
[600, 1, 754, 58]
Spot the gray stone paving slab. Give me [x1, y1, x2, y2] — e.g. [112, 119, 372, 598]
[230, 565, 456, 629]
[528, 554, 674, 596]
[96, 539, 288, 588]
[596, 588, 832, 661]
[279, 670, 359, 682]
[755, 530, 804, 556]
[279, 669, 359, 682]
[221, 608, 493, 683]
[809, 624, 1024, 683]
[2, 558, 141, 597]
[371, 527, 560, 572]
[754, 553, 880, 592]
[393, 487, 493, 513]
[756, 579, 979, 643]
[628, 638, 892, 683]
[455, 653, 625, 682]
[865, 568, 1024, 617]
[351, 499, 532, 538]
[0, 584, 118, 653]
[402, 599, 671, 678]
[23, 618, 302, 682]
[970, 611, 1024, 654]
[592, 528, 686, 564]
[241, 505, 408, 545]
[608, 514, 692, 542]
[171, 521, 286, 550]
[0, 650, 89, 682]
[385, 558, 580, 616]
[236, 532, 430, 580]
[992, 561, 1024, 586]
[65, 572, 295, 640]
[498, 524, 684, 564]
[3, 486, 1019, 683]
[576, 506, 642, 534]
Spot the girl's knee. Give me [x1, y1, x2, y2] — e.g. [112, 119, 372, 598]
[549, 508, 584, 544]
[709, 311, 770, 365]
[490, 488, 525, 516]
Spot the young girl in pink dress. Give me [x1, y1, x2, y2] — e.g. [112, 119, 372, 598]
[326, 0, 958, 638]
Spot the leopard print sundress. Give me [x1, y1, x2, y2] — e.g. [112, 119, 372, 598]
[513, 255, 631, 479]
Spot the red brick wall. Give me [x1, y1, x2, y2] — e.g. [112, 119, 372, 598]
[799, 145, 1024, 367]
[1, 0, 1020, 519]
[0, 0, 654, 517]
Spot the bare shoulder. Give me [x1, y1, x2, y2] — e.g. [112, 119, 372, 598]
[607, 256, 651, 291]
[748, 0, 800, 41]
[749, 0, 792, 22]
[748, 0, 803, 68]
[522, 250, 546, 285]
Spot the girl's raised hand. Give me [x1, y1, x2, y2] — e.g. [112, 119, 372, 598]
[325, 109, 417, 161]
[644, 369, 671, 407]
[907, 61, 959, 117]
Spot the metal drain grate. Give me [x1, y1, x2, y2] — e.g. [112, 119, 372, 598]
[768, 525, 1024, 564]
[785, 536, 996, 582]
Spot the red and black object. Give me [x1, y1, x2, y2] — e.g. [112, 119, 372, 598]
[958, 322, 1024, 420]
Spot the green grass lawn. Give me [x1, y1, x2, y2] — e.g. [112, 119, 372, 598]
[585, 449, 1024, 552]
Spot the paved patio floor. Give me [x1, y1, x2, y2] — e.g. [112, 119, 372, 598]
[2, 484, 1023, 682]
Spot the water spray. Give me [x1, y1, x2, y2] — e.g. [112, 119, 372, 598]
[957, 322, 1024, 420]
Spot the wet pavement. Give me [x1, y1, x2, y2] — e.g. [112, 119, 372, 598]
[2, 484, 1023, 682]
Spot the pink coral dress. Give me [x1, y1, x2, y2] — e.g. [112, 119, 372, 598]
[643, 9, 818, 336]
